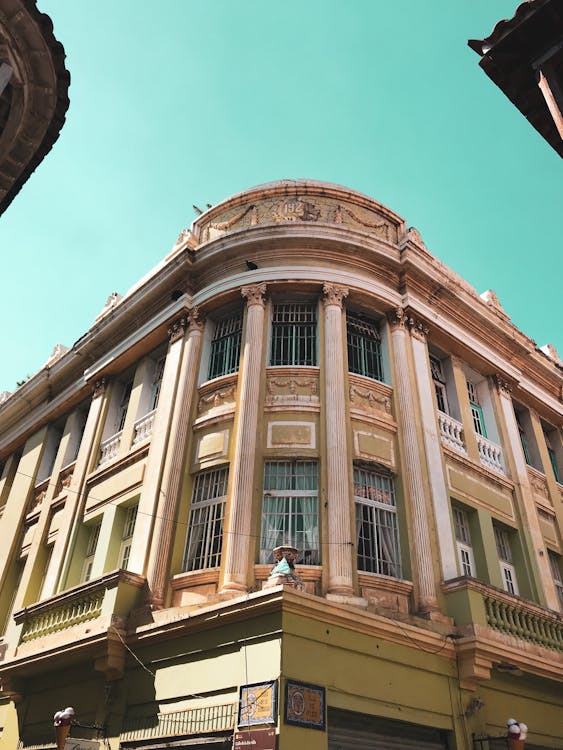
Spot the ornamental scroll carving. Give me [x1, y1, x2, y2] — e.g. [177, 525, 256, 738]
[349, 384, 392, 414]
[266, 376, 319, 398]
[322, 282, 349, 307]
[203, 204, 258, 242]
[335, 204, 390, 241]
[198, 385, 237, 413]
[494, 375, 513, 394]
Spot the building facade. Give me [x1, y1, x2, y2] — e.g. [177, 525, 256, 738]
[0, 180, 561, 750]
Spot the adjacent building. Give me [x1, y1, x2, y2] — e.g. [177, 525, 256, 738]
[469, 0, 563, 157]
[0, 180, 561, 750]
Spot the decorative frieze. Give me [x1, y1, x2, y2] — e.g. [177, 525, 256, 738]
[273, 196, 320, 223]
[494, 374, 514, 394]
[349, 383, 392, 415]
[167, 315, 188, 344]
[198, 384, 237, 413]
[91, 377, 108, 399]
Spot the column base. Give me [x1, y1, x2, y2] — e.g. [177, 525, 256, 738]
[326, 593, 369, 609]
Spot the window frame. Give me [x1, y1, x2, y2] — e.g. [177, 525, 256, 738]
[467, 380, 487, 437]
[183, 467, 228, 572]
[260, 460, 319, 565]
[346, 313, 384, 382]
[548, 551, 563, 608]
[82, 522, 101, 583]
[208, 313, 243, 380]
[430, 356, 449, 415]
[269, 302, 317, 367]
[353, 465, 401, 578]
[453, 506, 475, 577]
[494, 525, 519, 596]
[119, 505, 138, 570]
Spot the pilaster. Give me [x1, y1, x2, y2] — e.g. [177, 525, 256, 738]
[493, 378, 558, 609]
[145, 309, 204, 607]
[387, 308, 438, 613]
[322, 283, 355, 597]
[221, 284, 267, 593]
[408, 319, 458, 582]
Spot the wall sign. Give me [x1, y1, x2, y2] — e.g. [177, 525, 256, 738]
[233, 727, 276, 750]
[238, 681, 277, 727]
[284, 679, 325, 731]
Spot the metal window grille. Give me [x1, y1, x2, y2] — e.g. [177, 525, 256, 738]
[347, 314, 383, 381]
[150, 356, 166, 411]
[353, 465, 401, 577]
[260, 460, 319, 564]
[208, 314, 243, 379]
[183, 467, 228, 571]
[270, 303, 317, 366]
[548, 551, 563, 607]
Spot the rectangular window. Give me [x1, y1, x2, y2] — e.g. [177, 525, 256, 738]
[453, 507, 475, 576]
[117, 380, 133, 432]
[430, 356, 449, 414]
[260, 460, 319, 565]
[548, 551, 563, 608]
[208, 314, 243, 379]
[347, 314, 383, 381]
[82, 522, 101, 582]
[150, 356, 166, 411]
[119, 505, 138, 570]
[270, 303, 317, 366]
[467, 380, 486, 437]
[354, 465, 401, 578]
[494, 525, 519, 595]
[547, 447, 560, 483]
[183, 467, 228, 571]
[516, 418, 532, 465]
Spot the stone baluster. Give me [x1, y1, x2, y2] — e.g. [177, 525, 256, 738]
[144, 309, 204, 607]
[322, 283, 355, 597]
[387, 308, 438, 613]
[221, 284, 267, 592]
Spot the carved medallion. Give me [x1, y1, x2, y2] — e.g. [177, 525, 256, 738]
[272, 197, 320, 223]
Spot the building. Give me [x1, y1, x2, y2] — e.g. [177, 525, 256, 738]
[0, 0, 69, 215]
[0, 179, 561, 750]
[468, 0, 563, 157]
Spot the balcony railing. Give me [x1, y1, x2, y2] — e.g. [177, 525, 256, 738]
[121, 703, 237, 742]
[476, 435, 504, 473]
[13, 570, 145, 647]
[132, 409, 156, 445]
[438, 412, 466, 454]
[443, 577, 563, 653]
[98, 431, 122, 465]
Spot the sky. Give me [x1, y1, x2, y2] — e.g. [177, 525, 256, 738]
[0, 0, 561, 394]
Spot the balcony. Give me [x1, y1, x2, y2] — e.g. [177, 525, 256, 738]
[443, 576, 563, 688]
[1, 570, 145, 679]
[437, 412, 466, 455]
[132, 409, 156, 445]
[476, 434, 504, 474]
[98, 431, 122, 465]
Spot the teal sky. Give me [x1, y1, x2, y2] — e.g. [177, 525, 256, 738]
[1, 1, 561, 394]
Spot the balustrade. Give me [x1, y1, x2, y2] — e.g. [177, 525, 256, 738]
[98, 431, 122, 465]
[484, 593, 562, 651]
[20, 590, 104, 642]
[132, 409, 156, 445]
[437, 413, 466, 454]
[476, 434, 504, 473]
[121, 702, 237, 741]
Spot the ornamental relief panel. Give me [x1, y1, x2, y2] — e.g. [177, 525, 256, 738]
[528, 469, 550, 502]
[200, 195, 397, 244]
[265, 371, 320, 410]
[197, 383, 237, 417]
[348, 374, 392, 418]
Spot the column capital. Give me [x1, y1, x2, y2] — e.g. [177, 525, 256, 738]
[91, 377, 108, 399]
[408, 317, 430, 342]
[168, 314, 188, 343]
[241, 283, 267, 307]
[386, 307, 408, 330]
[493, 374, 514, 395]
[322, 282, 349, 308]
[187, 306, 205, 333]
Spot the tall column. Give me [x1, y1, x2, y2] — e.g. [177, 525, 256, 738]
[221, 284, 267, 593]
[387, 308, 438, 612]
[409, 321, 458, 582]
[145, 309, 204, 607]
[322, 283, 355, 596]
[492, 377, 558, 609]
[49, 378, 111, 595]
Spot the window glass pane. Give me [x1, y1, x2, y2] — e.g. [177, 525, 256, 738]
[150, 356, 166, 411]
[547, 447, 560, 483]
[183, 467, 228, 571]
[453, 508, 471, 544]
[353, 466, 401, 577]
[261, 460, 319, 564]
[270, 304, 317, 366]
[208, 314, 243, 379]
